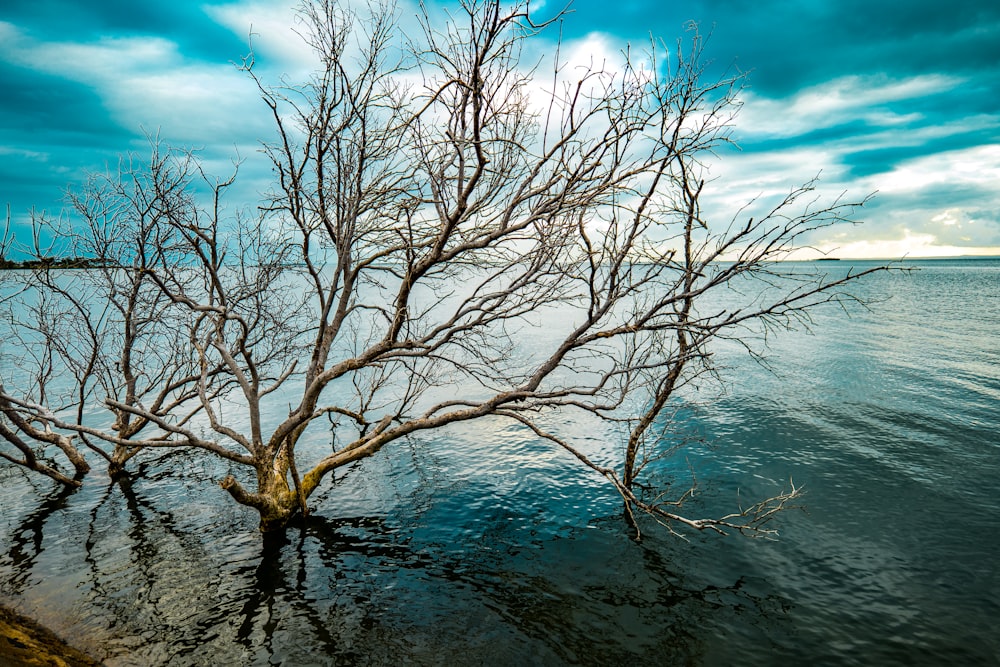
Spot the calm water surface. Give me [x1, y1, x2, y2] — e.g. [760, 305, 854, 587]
[1, 258, 998, 665]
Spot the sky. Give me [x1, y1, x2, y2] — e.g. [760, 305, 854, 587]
[1, 0, 999, 259]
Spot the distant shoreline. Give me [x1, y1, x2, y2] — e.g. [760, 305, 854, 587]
[0, 257, 109, 270]
[809, 254, 1000, 262]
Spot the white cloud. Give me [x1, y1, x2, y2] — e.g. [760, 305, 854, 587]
[690, 140, 1000, 260]
[710, 76, 1000, 258]
[874, 144, 1000, 194]
[0, 146, 50, 161]
[693, 146, 853, 227]
[206, 0, 316, 72]
[932, 209, 961, 226]
[207, 0, 427, 75]
[787, 144, 1000, 259]
[737, 73, 963, 139]
[0, 21, 268, 148]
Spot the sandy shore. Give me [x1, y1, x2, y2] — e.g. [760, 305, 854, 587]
[0, 605, 102, 667]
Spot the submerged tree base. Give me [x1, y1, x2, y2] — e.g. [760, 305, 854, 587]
[220, 474, 305, 533]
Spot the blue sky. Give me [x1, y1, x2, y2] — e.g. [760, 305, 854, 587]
[2, 0, 999, 258]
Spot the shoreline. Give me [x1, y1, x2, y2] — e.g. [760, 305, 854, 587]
[0, 604, 101, 666]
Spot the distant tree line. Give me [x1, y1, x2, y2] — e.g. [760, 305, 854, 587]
[0, 256, 109, 270]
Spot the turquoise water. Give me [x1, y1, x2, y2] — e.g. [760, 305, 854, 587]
[1, 258, 998, 665]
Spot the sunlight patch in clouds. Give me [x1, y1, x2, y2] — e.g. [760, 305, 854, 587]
[785, 230, 1000, 260]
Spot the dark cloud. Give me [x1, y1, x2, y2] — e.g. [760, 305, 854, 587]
[2, 0, 247, 61]
[0, 63, 123, 137]
[567, 0, 1000, 93]
[0, 1, 255, 224]
[0, 60, 129, 219]
[740, 121, 873, 153]
[843, 130, 997, 178]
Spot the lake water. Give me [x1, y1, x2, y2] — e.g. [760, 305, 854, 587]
[1, 258, 998, 665]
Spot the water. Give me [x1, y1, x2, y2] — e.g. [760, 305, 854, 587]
[1, 258, 998, 665]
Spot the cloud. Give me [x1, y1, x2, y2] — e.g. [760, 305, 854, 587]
[1, 22, 268, 147]
[783, 144, 1000, 258]
[736, 74, 964, 140]
[2, 0, 999, 257]
[206, 1, 317, 72]
[875, 144, 1000, 194]
[0, 13, 276, 226]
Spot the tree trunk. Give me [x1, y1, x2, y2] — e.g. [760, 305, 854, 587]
[220, 462, 302, 532]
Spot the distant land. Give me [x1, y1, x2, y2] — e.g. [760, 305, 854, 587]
[799, 254, 1000, 262]
[0, 257, 108, 270]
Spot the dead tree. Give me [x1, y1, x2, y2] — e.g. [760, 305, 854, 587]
[0, 0, 885, 534]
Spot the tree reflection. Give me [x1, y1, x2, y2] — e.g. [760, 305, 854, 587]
[1, 462, 786, 665]
[1, 479, 79, 596]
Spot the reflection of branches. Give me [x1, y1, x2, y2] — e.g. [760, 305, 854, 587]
[0, 460, 790, 664]
[499, 410, 801, 540]
[234, 514, 423, 664]
[76, 463, 234, 663]
[0, 480, 79, 597]
[233, 531, 289, 661]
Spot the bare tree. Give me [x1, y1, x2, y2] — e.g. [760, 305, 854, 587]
[0, 207, 90, 485]
[0, 0, 885, 535]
